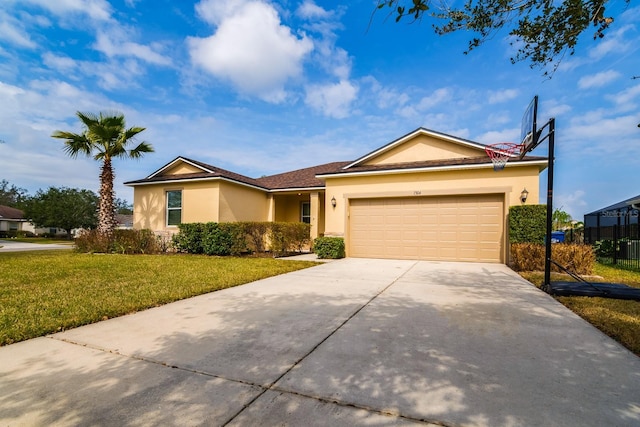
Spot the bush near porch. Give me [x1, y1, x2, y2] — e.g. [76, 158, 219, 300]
[313, 237, 345, 259]
[173, 221, 311, 257]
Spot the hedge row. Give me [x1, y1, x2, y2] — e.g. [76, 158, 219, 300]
[509, 205, 547, 244]
[172, 222, 311, 256]
[510, 243, 595, 275]
[75, 229, 165, 254]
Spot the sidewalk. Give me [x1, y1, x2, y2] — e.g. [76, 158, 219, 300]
[0, 239, 73, 252]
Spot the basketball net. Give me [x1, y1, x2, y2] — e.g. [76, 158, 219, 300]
[485, 143, 523, 171]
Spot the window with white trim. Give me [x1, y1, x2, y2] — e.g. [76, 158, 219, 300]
[167, 190, 182, 226]
[301, 202, 311, 224]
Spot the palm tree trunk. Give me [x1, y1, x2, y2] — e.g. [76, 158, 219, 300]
[98, 158, 116, 237]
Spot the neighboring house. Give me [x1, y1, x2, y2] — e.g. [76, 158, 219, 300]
[584, 194, 640, 245]
[126, 128, 546, 263]
[0, 205, 29, 235]
[584, 194, 640, 229]
[115, 214, 134, 229]
[0, 205, 72, 237]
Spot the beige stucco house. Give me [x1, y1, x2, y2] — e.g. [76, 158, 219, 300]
[126, 128, 546, 263]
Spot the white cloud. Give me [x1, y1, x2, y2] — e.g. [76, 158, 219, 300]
[305, 80, 358, 118]
[188, 1, 313, 103]
[475, 129, 519, 145]
[554, 190, 587, 220]
[42, 52, 77, 72]
[588, 25, 634, 61]
[578, 70, 621, 89]
[94, 31, 171, 66]
[366, 79, 410, 110]
[22, 0, 112, 21]
[488, 89, 519, 104]
[607, 83, 640, 112]
[194, 0, 248, 26]
[296, 1, 331, 19]
[0, 11, 37, 48]
[544, 102, 572, 118]
[396, 88, 451, 118]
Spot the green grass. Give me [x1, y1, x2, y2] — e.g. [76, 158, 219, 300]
[519, 263, 640, 356]
[0, 251, 317, 346]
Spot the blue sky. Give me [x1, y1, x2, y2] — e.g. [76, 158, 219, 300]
[0, 0, 638, 219]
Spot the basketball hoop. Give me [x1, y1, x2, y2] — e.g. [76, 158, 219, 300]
[485, 142, 522, 171]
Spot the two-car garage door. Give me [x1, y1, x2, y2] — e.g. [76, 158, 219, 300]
[349, 194, 504, 262]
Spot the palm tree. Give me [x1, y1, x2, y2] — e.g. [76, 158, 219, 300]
[52, 111, 154, 237]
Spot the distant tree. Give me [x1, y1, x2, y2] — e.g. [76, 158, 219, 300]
[22, 187, 99, 239]
[0, 180, 28, 208]
[552, 208, 573, 231]
[114, 197, 133, 215]
[52, 112, 153, 238]
[375, 0, 625, 73]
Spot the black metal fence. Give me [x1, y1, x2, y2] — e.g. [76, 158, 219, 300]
[585, 224, 640, 271]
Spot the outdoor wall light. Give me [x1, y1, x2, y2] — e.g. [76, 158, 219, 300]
[331, 196, 337, 208]
[520, 188, 529, 204]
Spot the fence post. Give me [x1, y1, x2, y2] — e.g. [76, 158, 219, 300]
[613, 224, 618, 265]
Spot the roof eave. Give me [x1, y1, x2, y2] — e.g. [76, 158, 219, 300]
[268, 186, 326, 193]
[318, 159, 548, 179]
[125, 176, 269, 192]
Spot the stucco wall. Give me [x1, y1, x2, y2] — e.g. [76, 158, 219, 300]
[365, 134, 483, 165]
[218, 181, 269, 222]
[163, 163, 203, 175]
[323, 165, 541, 236]
[133, 181, 221, 231]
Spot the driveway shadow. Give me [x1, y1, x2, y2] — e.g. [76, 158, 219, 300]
[1, 261, 639, 426]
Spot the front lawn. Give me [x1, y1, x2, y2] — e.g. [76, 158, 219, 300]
[0, 251, 317, 346]
[519, 263, 640, 356]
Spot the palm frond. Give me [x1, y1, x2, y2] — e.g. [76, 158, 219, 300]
[128, 141, 155, 159]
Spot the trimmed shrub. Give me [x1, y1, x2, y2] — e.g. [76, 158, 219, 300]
[201, 222, 247, 256]
[510, 243, 595, 275]
[268, 222, 311, 256]
[75, 229, 162, 254]
[509, 205, 547, 244]
[242, 221, 269, 253]
[313, 237, 345, 259]
[74, 229, 112, 253]
[172, 221, 309, 256]
[173, 223, 205, 254]
[111, 229, 161, 254]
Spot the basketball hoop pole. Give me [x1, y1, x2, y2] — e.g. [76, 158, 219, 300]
[537, 117, 556, 292]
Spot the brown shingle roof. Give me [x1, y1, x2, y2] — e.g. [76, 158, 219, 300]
[125, 154, 547, 190]
[256, 161, 350, 190]
[0, 205, 25, 219]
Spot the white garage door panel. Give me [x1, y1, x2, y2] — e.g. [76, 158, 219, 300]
[349, 195, 503, 262]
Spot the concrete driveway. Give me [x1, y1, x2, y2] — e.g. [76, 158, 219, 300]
[1, 259, 639, 426]
[0, 239, 72, 251]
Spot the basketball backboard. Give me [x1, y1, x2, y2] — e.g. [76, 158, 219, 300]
[518, 95, 538, 159]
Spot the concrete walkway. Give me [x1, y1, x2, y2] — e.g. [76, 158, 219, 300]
[1, 259, 639, 426]
[0, 239, 72, 252]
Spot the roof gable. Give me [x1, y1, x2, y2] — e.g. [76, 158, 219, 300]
[345, 128, 487, 169]
[0, 205, 24, 219]
[125, 157, 268, 190]
[146, 157, 215, 179]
